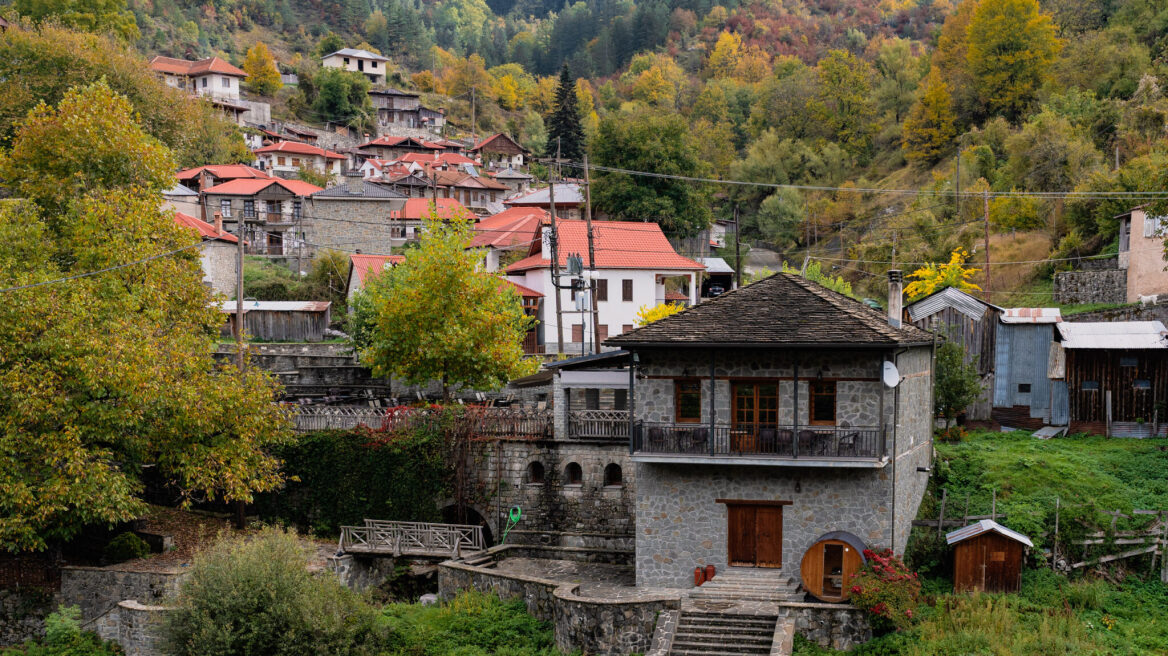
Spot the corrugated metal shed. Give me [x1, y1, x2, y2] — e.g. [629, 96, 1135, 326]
[946, 520, 1033, 547]
[994, 322, 1058, 419]
[1000, 307, 1062, 324]
[1057, 321, 1168, 350]
[906, 287, 997, 322]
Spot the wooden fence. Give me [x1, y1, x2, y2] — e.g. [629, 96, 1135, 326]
[0, 556, 60, 590]
[338, 519, 485, 557]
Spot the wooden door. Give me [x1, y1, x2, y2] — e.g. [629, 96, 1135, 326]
[732, 383, 779, 451]
[727, 505, 756, 566]
[754, 506, 783, 568]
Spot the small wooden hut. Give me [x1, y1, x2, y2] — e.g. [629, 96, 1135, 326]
[220, 300, 331, 342]
[947, 520, 1033, 594]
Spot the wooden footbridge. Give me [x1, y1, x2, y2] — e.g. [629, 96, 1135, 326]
[338, 520, 486, 559]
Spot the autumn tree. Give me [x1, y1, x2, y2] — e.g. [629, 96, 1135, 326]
[545, 65, 585, 161]
[13, 0, 139, 41]
[591, 108, 712, 238]
[808, 50, 877, 156]
[0, 82, 288, 552]
[356, 214, 538, 400]
[635, 303, 684, 325]
[967, 0, 1061, 122]
[904, 248, 983, 300]
[243, 42, 282, 97]
[873, 37, 924, 124]
[902, 72, 958, 166]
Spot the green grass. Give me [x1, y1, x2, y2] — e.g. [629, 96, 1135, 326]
[381, 590, 568, 656]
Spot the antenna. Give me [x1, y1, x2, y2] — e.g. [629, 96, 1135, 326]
[883, 361, 901, 388]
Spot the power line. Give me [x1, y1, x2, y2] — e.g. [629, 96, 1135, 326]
[0, 241, 206, 294]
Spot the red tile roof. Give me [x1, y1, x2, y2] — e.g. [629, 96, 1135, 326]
[176, 164, 270, 183]
[505, 220, 704, 273]
[350, 254, 405, 286]
[149, 55, 246, 78]
[174, 212, 238, 243]
[471, 207, 548, 249]
[202, 178, 323, 196]
[390, 198, 472, 220]
[501, 279, 543, 298]
[469, 133, 527, 153]
[254, 141, 345, 159]
[358, 136, 443, 150]
[664, 289, 689, 301]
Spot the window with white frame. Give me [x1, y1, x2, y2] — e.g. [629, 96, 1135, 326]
[220, 199, 232, 218]
[1145, 214, 1167, 238]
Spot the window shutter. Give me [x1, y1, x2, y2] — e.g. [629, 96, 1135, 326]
[572, 324, 583, 343]
[622, 279, 633, 302]
[596, 279, 608, 302]
[598, 325, 609, 342]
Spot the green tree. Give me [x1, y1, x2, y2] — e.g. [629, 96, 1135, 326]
[306, 68, 374, 132]
[967, 0, 1061, 122]
[243, 42, 282, 97]
[591, 108, 712, 238]
[935, 341, 984, 429]
[902, 72, 958, 166]
[313, 32, 345, 58]
[756, 189, 805, 247]
[364, 10, 390, 53]
[780, 260, 856, 298]
[1004, 111, 1101, 192]
[808, 50, 877, 156]
[13, 0, 139, 41]
[545, 65, 585, 161]
[0, 83, 288, 552]
[0, 23, 248, 167]
[874, 37, 924, 124]
[356, 214, 538, 400]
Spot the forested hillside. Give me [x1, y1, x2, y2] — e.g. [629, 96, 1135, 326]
[8, 0, 1168, 299]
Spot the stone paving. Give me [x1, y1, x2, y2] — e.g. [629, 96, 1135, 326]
[492, 557, 637, 597]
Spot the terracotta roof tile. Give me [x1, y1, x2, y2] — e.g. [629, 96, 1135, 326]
[350, 254, 405, 286]
[174, 212, 238, 243]
[501, 279, 543, 298]
[202, 178, 323, 196]
[254, 141, 345, 159]
[176, 164, 270, 183]
[505, 220, 703, 273]
[390, 198, 471, 220]
[606, 273, 934, 348]
[149, 55, 245, 77]
[471, 208, 548, 249]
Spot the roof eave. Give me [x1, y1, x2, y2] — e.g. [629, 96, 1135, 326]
[606, 340, 934, 349]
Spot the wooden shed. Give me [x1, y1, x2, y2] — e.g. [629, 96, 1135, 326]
[947, 520, 1033, 594]
[906, 287, 1000, 420]
[220, 300, 332, 342]
[799, 532, 868, 603]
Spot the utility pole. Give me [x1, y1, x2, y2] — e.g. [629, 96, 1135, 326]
[584, 154, 600, 354]
[549, 155, 564, 355]
[733, 204, 741, 289]
[983, 189, 992, 304]
[470, 86, 476, 144]
[955, 148, 962, 219]
[230, 211, 247, 530]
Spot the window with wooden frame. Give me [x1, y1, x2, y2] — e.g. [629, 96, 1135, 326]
[622, 279, 633, 302]
[596, 279, 608, 302]
[809, 381, 836, 426]
[674, 380, 703, 423]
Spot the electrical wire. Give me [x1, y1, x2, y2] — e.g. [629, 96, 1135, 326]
[0, 241, 206, 294]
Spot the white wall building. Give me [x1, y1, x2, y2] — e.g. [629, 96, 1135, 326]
[254, 141, 346, 178]
[321, 48, 390, 85]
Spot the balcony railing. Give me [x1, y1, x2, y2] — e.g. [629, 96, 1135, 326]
[632, 422, 885, 460]
[568, 409, 629, 441]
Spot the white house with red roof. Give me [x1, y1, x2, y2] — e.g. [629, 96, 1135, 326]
[254, 141, 346, 178]
[149, 55, 246, 100]
[505, 219, 705, 353]
[174, 211, 238, 295]
[346, 253, 406, 303]
[199, 178, 322, 256]
[472, 207, 548, 272]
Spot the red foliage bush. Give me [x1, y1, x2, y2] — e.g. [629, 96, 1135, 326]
[849, 548, 922, 632]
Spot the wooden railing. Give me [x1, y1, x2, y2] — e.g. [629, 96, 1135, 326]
[292, 406, 387, 432]
[568, 409, 629, 441]
[633, 423, 885, 460]
[290, 405, 552, 438]
[339, 520, 485, 557]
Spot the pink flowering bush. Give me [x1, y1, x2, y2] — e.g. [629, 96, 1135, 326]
[848, 548, 922, 632]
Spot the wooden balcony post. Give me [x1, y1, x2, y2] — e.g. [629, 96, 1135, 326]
[793, 361, 800, 458]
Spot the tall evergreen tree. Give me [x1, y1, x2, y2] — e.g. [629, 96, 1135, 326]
[545, 65, 585, 161]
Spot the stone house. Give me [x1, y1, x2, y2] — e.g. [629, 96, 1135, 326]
[321, 48, 389, 85]
[492, 168, 534, 195]
[307, 172, 408, 253]
[368, 88, 446, 132]
[469, 133, 528, 170]
[604, 272, 934, 595]
[200, 178, 321, 256]
[356, 135, 443, 162]
[254, 141, 345, 179]
[177, 164, 270, 192]
[433, 169, 508, 213]
[387, 197, 473, 244]
[503, 184, 585, 221]
[174, 211, 238, 296]
[1118, 206, 1168, 303]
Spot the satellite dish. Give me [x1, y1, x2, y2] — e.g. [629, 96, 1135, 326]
[883, 361, 901, 388]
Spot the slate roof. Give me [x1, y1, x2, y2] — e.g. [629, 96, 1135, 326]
[312, 181, 408, 199]
[504, 183, 583, 206]
[323, 48, 390, 62]
[605, 273, 935, 348]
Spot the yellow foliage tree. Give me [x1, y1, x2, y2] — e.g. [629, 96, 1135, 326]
[904, 249, 983, 300]
[636, 302, 685, 326]
[243, 42, 282, 97]
[967, 0, 1061, 121]
[902, 72, 957, 166]
[631, 66, 674, 106]
[706, 30, 742, 79]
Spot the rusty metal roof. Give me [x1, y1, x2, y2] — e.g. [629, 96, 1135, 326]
[1057, 321, 1168, 349]
[946, 519, 1033, 547]
[999, 307, 1062, 324]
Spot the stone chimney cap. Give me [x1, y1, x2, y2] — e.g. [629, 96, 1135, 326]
[888, 269, 903, 283]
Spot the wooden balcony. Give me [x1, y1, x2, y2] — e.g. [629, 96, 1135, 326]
[567, 409, 629, 441]
[631, 422, 887, 468]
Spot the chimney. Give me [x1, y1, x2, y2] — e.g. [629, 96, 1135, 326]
[200, 170, 213, 192]
[887, 270, 904, 328]
[213, 211, 223, 236]
[344, 169, 364, 195]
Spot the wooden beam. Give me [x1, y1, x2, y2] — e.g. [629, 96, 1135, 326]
[715, 499, 793, 507]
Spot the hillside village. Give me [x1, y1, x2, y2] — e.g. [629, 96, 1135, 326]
[3, 1, 1168, 655]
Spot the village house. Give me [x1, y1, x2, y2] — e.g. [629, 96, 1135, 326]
[505, 219, 705, 354]
[381, 170, 437, 198]
[604, 271, 934, 596]
[504, 183, 586, 221]
[387, 197, 474, 245]
[307, 171, 408, 255]
[346, 253, 405, 304]
[148, 55, 253, 125]
[472, 207, 548, 272]
[321, 48, 389, 85]
[199, 177, 321, 256]
[469, 133, 528, 170]
[396, 152, 480, 171]
[492, 168, 534, 195]
[368, 88, 446, 132]
[254, 141, 346, 179]
[1117, 206, 1168, 303]
[1050, 321, 1168, 436]
[174, 211, 238, 296]
[177, 164, 271, 192]
[433, 169, 508, 213]
[356, 136, 444, 162]
[163, 182, 201, 217]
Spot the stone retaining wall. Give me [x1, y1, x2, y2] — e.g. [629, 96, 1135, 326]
[92, 600, 168, 656]
[1053, 268, 1127, 304]
[0, 588, 53, 646]
[781, 602, 871, 651]
[59, 567, 185, 623]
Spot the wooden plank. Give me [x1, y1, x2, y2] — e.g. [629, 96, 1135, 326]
[1071, 545, 1158, 569]
[755, 505, 783, 568]
[715, 499, 793, 506]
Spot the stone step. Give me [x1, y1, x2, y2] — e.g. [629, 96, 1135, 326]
[669, 644, 771, 656]
[676, 616, 776, 630]
[673, 631, 773, 644]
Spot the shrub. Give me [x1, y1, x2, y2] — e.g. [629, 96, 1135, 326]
[103, 532, 151, 563]
[162, 528, 390, 656]
[849, 549, 922, 633]
[7, 605, 121, 655]
[383, 589, 560, 655]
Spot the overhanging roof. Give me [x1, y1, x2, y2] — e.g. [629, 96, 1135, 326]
[946, 519, 1033, 547]
[1057, 321, 1168, 349]
[906, 286, 998, 322]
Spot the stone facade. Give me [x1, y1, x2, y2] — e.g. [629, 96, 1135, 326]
[1053, 268, 1127, 305]
[631, 345, 932, 589]
[305, 195, 407, 255]
[59, 567, 185, 623]
[92, 600, 168, 656]
[469, 440, 635, 551]
[198, 239, 237, 297]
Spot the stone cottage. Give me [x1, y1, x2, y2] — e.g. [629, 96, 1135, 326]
[606, 272, 934, 596]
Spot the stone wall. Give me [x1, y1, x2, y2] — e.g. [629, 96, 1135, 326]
[1065, 303, 1167, 322]
[59, 567, 185, 623]
[782, 602, 871, 651]
[92, 601, 168, 656]
[890, 347, 934, 553]
[305, 196, 406, 256]
[1053, 268, 1127, 305]
[468, 440, 635, 551]
[327, 554, 398, 591]
[199, 240, 237, 297]
[0, 588, 53, 646]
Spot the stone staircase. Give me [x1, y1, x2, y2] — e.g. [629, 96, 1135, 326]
[668, 610, 777, 656]
[688, 568, 804, 604]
